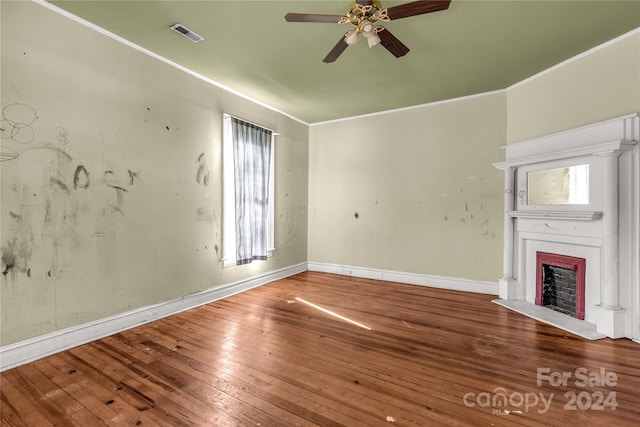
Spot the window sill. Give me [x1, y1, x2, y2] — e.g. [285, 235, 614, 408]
[222, 250, 274, 268]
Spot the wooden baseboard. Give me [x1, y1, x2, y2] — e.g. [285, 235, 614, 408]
[0, 262, 307, 372]
[307, 262, 499, 295]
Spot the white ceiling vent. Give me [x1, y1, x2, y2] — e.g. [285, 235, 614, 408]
[170, 23, 204, 43]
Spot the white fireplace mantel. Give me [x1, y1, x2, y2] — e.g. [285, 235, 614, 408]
[493, 113, 640, 340]
[494, 139, 637, 169]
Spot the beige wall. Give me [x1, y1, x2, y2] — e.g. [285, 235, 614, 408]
[0, 1, 308, 345]
[507, 32, 640, 143]
[309, 93, 507, 283]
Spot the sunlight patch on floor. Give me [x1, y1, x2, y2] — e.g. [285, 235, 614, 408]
[295, 297, 372, 331]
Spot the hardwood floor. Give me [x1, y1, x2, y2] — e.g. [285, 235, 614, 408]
[2, 271, 639, 426]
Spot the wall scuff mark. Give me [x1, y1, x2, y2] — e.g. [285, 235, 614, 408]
[1, 102, 37, 144]
[73, 165, 90, 189]
[195, 152, 210, 186]
[278, 206, 306, 246]
[196, 207, 219, 224]
[1, 237, 32, 277]
[1, 114, 141, 283]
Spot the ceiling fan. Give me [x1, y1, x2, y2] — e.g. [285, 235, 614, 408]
[285, 0, 451, 63]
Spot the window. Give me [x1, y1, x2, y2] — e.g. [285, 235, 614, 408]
[222, 114, 275, 267]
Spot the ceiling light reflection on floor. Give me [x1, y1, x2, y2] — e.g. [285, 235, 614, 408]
[295, 297, 372, 331]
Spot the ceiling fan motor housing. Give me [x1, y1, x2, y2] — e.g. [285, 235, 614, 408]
[344, 1, 387, 27]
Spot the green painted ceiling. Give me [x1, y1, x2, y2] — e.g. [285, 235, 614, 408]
[48, 1, 640, 124]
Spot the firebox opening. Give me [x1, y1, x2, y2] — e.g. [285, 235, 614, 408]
[535, 252, 586, 321]
[542, 264, 577, 317]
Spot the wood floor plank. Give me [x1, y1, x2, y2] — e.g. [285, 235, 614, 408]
[2, 271, 640, 426]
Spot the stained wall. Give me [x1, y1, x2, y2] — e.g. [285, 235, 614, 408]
[308, 93, 507, 283]
[0, 1, 308, 345]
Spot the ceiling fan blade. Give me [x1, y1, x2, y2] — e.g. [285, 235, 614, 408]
[323, 37, 349, 63]
[378, 28, 410, 57]
[285, 13, 344, 23]
[386, 0, 451, 20]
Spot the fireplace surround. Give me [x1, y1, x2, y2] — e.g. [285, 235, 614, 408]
[493, 114, 639, 340]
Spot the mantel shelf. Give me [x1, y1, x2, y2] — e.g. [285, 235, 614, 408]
[506, 210, 603, 221]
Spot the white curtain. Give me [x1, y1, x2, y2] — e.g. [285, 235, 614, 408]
[231, 117, 272, 265]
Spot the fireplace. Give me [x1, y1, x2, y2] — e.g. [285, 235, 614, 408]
[493, 113, 639, 340]
[535, 252, 585, 320]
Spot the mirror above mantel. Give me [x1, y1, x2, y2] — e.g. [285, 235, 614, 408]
[514, 158, 599, 212]
[527, 164, 589, 205]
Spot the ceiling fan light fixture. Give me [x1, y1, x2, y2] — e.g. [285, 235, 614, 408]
[360, 19, 380, 48]
[360, 20, 374, 35]
[344, 29, 358, 46]
[366, 31, 381, 48]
